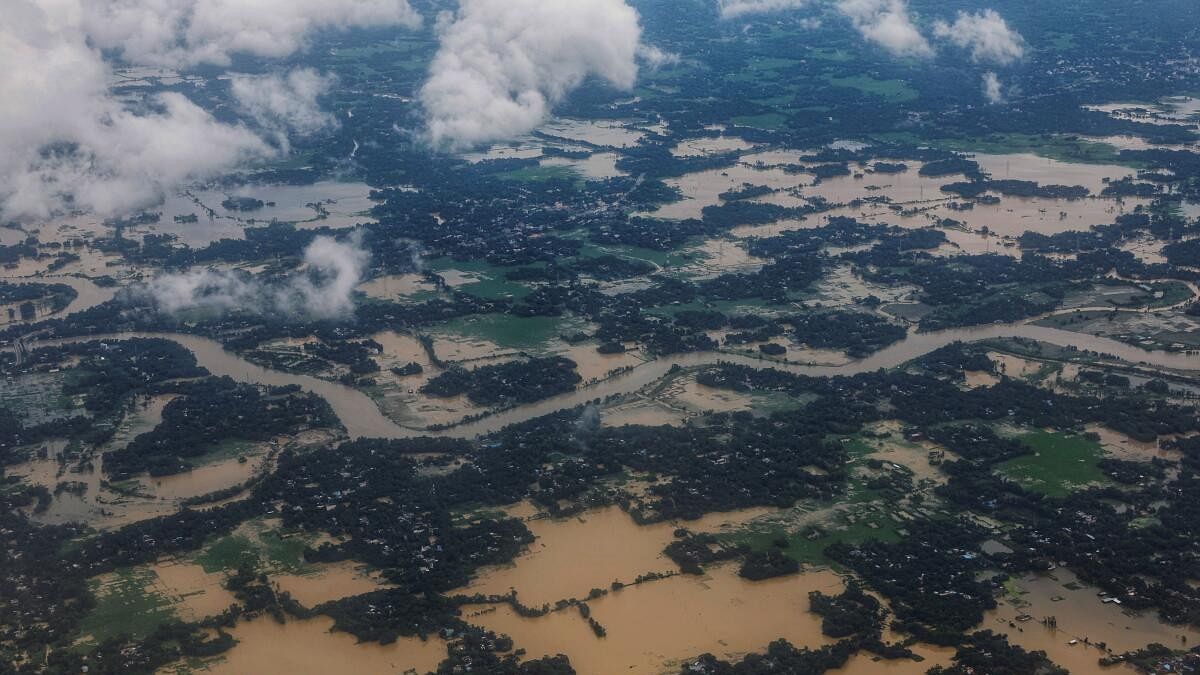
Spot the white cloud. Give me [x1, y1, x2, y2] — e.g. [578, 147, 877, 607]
[0, 4, 270, 220]
[81, 0, 421, 68]
[232, 68, 339, 139]
[0, 0, 420, 221]
[981, 71, 1004, 103]
[145, 233, 369, 318]
[836, 0, 933, 58]
[637, 44, 681, 70]
[717, 0, 810, 19]
[419, 0, 644, 150]
[933, 9, 1025, 65]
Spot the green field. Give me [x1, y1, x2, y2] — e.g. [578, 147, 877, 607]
[425, 258, 534, 300]
[880, 132, 1141, 167]
[996, 431, 1110, 498]
[497, 165, 580, 183]
[435, 313, 588, 351]
[80, 568, 175, 643]
[193, 520, 313, 575]
[732, 113, 790, 131]
[721, 512, 901, 565]
[827, 75, 919, 102]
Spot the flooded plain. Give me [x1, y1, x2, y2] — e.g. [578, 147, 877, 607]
[460, 505, 774, 606]
[986, 568, 1200, 673]
[457, 504, 854, 674]
[202, 617, 446, 675]
[466, 566, 844, 674]
[120, 181, 379, 247]
[651, 149, 1149, 238]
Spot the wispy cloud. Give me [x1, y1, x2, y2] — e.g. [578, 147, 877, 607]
[0, 0, 419, 221]
[933, 9, 1025, 65]
[144, 233, 370, 319]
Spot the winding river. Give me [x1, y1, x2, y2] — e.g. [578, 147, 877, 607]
[25, 323, 1199, 440]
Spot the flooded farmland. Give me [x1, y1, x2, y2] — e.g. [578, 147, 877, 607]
[649, 148, 1149, 238]
[465, 566, 845, 674]
[202, 617, 446, 675]
[457, 504, 850, 674]
[985, 569, 1200, 674]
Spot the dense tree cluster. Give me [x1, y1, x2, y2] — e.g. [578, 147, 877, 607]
[104, 377, 337, 479]
[421, 356, 582, 407]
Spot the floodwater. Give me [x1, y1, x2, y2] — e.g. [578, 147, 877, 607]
[971, 153, 1135, 193]
[1086, 424, 1176, 462]
[150, 559, 238, 621]
[656, 150, 1147, 237]
[124, 181, 378, 247]
[542, 152, 626, 180]
[456, 504, 848, 675]
[14, 395, 182, 528]
[37, 275, 119, 319]
[21, 321, 1200, 441]
[1081, 134, 1196, 153]
[671, 136, 755, 158]
[459, 505, 773, 607]
[986, 568, 1200, 674]
[1086, 97, 1200, 126]
[461, 140, 626, 179]
[273, 561, 391, 607]
[539, 119, 646, 149]
[356, 274, 438, 302]
[465, 565, 844, 675]
[203, 616, 446, 675]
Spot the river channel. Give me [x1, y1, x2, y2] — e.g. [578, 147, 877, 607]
[24, 322, 1200, 440]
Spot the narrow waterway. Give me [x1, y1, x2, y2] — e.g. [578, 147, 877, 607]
[22, 322, 1200, 440]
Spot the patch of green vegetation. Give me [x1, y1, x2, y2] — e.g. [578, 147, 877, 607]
[425, 258, 534, 300]
[1144, 281, 1195, 308]
[827, 75, 919, 102]
[996, 431, 1110, 498]
[732, 112, 790, 131]
[497, 165, 580, 184]
[723, 514, 901, 565]
[193, 534, 258, 574]
[192, 520, 315, 575]
[257, 529, 314, 574]
[889, 132, 1143, 167]
[436, 313, 587, 351]
[79, 567, 175, 643]
[0, 371, 79, 426]
[648, 297, 782, 319]
[185, 438, 259, 469]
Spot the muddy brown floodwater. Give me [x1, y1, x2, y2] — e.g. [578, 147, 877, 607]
[457, 505, 849, 674]
[465, 566, 844, 675]
[986, 568, 1200, 673]
[201, 616, 446, 675]
[460, 505, 773, 606]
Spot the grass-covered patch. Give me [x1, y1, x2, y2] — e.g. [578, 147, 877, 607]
[732, 112, 790, 130]
[192, 520, 314, 575]
[425, 258, 534, 300]
[721, 513, 902, 566]
[995, 431, 1110, 498]
[497, 164, 580, 183]
[435, 313, 588, 351]
[827, 75, 919, 102]
[80, 567, 175, 643]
